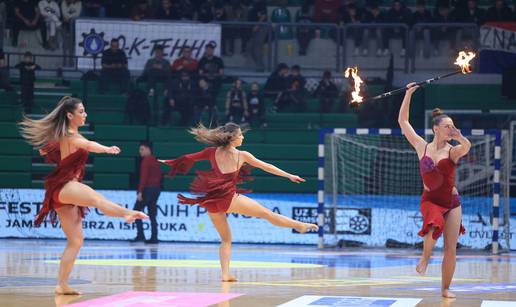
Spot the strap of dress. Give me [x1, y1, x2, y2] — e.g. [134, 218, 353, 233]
[236, 151, 240, 171]
[448, 146, 453, 158]
[424, 143, 429, 156]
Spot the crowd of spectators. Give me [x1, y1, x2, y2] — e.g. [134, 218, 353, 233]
[1, 0, 515, 55]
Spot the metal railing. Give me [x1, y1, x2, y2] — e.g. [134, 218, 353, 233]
[410, 22, 478, 73]
[4, 20, 482, 75]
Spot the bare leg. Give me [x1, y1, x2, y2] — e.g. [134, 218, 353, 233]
[58, 181, 148, 223]
[54, 205, 83, 295]
[441, 206, 462, 298]
[208, 212, 236, 282]
[227, 194, 318, 233]
[417, 227, 437, 275]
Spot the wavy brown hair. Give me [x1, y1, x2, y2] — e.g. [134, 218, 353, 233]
[189, 122, 247, 147]
[18, 96, 83, 148]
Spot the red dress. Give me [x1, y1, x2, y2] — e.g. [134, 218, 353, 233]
[163, 147, 253, 213]
[418, 144, 466, 240]
[35, 142, 89, 226]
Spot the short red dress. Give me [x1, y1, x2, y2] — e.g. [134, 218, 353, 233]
[418, 144, 466, 240]
[35, 141, 89, 226]
[163, 147, 253, 213]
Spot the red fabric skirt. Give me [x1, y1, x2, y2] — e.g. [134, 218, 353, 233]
[418, 194, 466, 240]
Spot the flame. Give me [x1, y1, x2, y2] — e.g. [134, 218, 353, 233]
[454, 51, 476, 74]
[344, 67, 364, 104]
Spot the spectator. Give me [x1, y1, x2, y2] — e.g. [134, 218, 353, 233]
[162, 70, 196, 126]
[61, 0, 82, 66]
[247, 81, 266, 127]
[198, 0, 215, 23]
[105, 0, 130, 18]
[276, 65, 307, 112]
[314, 0, 341, 23]
[411, 0, 433, 58]
[455, 0, 485, 48]
[247, 0, 268, 71]
[155, 0, 181, 20]
[131, 0, 153, 20]
[0, 50, 13, 91]
[82, 0, 106, 17]
[13, 0, 43, 47]
[296, 3, 314, 56]
[99, 38, 130, 93]
[342, 3, 367, 56]
[141, 45, 171, 95]
[289, 65, 306, 90]
[133, 141, 161, 244]
[486, 0, 514, 21]
[195, 78, 218, 125]
[180, 0, 195, 20]
[363, 2, 388, 57]
[15, 52, 41, 114]
[225, 0, 249, 55]
[264, 63, 290, 95]
[170, 45, 199, 75]
[314, 70, 338, 113]
[126, 87, 150, 125]
[198, 42, 224, 95]
[38, 0, 61, 50]
[432, 3, 458, 56]
[225, 79, 248, 124]
[385, 0, 411, 57]
[0, 1, 6, 49]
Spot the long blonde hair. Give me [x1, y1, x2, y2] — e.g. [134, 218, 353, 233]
[189, 123, 245, 147]
[18, 96, 83, 148]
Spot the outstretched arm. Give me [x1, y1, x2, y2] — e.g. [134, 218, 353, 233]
[398, 83, 426, 156]
[450, 128, 471, 163]
[242, 151, 305, 183]
[68, 135, 120, 154]
[158, 148, 211, 176]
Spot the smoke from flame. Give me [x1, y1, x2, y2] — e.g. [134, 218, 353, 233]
[344, 67, 364, 104]
[454, 51, 476, 74]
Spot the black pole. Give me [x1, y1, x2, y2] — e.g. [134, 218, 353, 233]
[365, 70, 463, 102]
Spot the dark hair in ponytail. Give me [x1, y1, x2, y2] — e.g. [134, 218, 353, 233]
[431, 108, 450, 127]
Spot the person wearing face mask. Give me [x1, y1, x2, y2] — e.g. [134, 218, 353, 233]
[399, 83, 471, 299]
[246, 81, 266, 128]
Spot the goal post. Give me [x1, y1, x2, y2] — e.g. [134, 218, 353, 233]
[318, 128, 509, 254]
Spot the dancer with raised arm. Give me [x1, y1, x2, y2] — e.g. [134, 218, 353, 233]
[161, 123, 318, 282]
[19, 96, 148, 295]
[398, 84, 471, 298]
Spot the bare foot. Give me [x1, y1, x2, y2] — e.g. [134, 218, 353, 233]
[124, 210, 149, 223]
[296, 223, 319, 234]
[222, 274, 237, 282]
[442, 288, 456, 298]
[55, 284, 81, 295]
[416, 257, 429, 275]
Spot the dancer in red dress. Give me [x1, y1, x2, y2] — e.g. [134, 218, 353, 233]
[19, 96, 148, 295]
[399, 84, 471, 298]
[161, 123, 319, 281]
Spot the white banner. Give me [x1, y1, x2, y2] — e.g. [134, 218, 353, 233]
[74, 19, 221, 70]
[1, 189, 513, 248]
[479, 24, 516, 54]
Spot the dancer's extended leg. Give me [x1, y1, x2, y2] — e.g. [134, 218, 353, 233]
[58, 181, 148, 222]
[417, 227, 437, 275]
[227, 194, 318, 233]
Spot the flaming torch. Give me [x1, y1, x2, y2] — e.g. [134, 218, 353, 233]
[366, 51, 476, 102]
[344, 66, 364, 105]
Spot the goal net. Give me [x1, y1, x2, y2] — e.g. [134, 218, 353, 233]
[320, 128, 511, 253]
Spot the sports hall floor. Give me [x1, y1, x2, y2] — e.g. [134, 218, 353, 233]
[0, 239, 515, 307]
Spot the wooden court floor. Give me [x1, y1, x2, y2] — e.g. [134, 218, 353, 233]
[0, 239, 515, 307]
